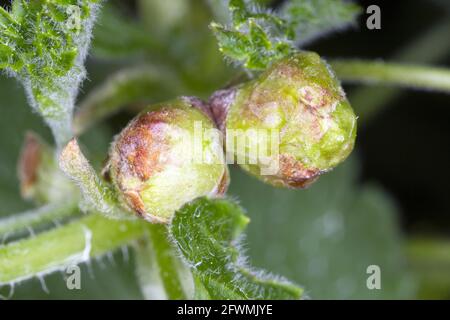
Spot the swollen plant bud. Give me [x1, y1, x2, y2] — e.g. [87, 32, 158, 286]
[210, 51, 357, 188]
[106, 97, 229, 223]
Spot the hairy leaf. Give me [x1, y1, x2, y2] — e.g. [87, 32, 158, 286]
[211, 0, 291, 70]
[0, 0, 101, 146]
[211, 0, 360, 70]
[171, 197, 303, 300]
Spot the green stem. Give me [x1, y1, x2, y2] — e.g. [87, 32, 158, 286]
[48, 116, 74, 150]
[407, 237, 450, 267]
[407, 237, 450, 299]
[331, 60, 450, 93]
[0, 213, 146, 285]
[73, 65, 183, 136]
[0, 202, 78, 241]
[344, 18, 450, 122]
[59, 138, 128, 220]
[135, 225, 192, 300]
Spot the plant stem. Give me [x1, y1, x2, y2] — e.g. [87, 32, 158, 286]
[0, 213, 146, 285]
[48, 116, 74, 150]
[135, 225, 192, 299]
[73, 66, 183, 135]
[0, 202, 78, 241]
[407, 237, 450, 299]
[407, 237, 450, 269]
[331, 60, 450, 93]
[59, 139, 127, 219]
[344, 18, 450, 123]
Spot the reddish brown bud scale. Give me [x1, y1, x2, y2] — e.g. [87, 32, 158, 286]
[107, 97, 229, 223]
[18, 132, 42, 200]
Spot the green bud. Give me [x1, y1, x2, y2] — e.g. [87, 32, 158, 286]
[210, 51, 357, 188]
[106, 97, 229, 223]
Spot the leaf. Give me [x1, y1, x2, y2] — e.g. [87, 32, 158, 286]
[170, 197, 303, 300]
[281, 0, 361, 45]
[211, 0, 361, 70]
[211, 0, 292, 70]
[0, 0, 102, 146]
[229, 157, 417, 299]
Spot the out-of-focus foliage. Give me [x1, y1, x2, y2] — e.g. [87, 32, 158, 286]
[281, 0, 361, 45]
[92, 4, 155, 59]
[92, 0, 233, 97]
[73, 66, 184, 134]
[230, 159, 416, 299]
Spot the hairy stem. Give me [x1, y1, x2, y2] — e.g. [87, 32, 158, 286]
[135, 225, 192, 300]
[0, 202, 78, 241]
[48, 118, 74, 150]
[0, 213, 146, 285]
[331, 60, 450, 93]
[59, 139, 128, 219]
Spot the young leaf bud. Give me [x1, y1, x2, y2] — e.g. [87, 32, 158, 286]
[106, 97, 229, 223]
[18, 132, 76, 204]
[210, 51, 357, 188]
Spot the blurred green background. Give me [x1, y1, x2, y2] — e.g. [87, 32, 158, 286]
[0, 0, 449, 299]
